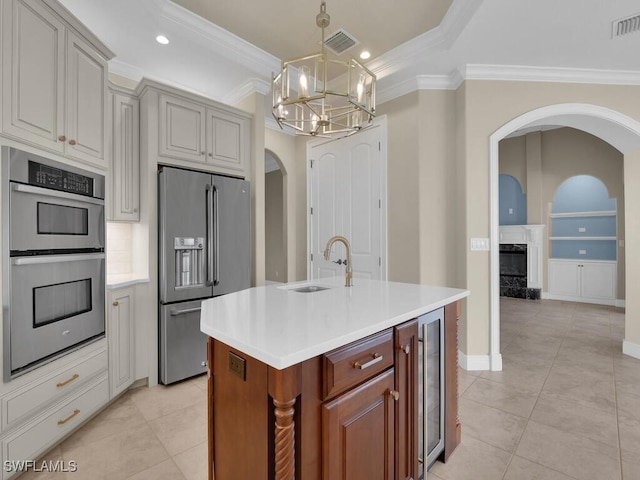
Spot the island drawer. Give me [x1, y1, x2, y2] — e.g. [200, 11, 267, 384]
[322, 328, 394, 400]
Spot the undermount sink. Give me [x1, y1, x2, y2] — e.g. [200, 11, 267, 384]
[291, 285, 330, 293]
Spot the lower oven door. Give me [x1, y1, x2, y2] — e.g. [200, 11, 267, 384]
[6, 253, 105, 379]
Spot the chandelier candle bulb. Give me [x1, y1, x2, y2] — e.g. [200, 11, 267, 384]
[299, 66, 310, 98]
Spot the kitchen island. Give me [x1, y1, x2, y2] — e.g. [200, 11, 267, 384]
[201, 278, 469, 480]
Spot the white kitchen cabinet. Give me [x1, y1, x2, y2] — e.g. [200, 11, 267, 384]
[159, 93, 207, 164]
[1, 0, 113, 169]
[108, 287, 136, 398]
[0, 341, 108, 479]
[109, 88, 140, 221]
[139, 79, 251, 178]
[548, 259, 616, 305]
[205, 108, 248, 174]
[1, 375, 108, 480]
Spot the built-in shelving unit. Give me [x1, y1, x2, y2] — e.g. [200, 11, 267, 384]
[549, 207, 617, 261]
[547, 176, 618, 305]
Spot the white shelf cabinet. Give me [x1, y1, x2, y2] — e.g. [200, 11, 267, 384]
[547, 259, 616, 305]
[0, 342, 108, 479]
[137, 79, 251, 179]
[108, 87, 140, 221]
[1, 0, 113, 169]
[158, 92, 249, 175]
[108, 287, 136, 398]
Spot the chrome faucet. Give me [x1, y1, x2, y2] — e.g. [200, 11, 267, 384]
[324, 235, 353, 287]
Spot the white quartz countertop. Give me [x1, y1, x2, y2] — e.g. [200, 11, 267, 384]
[200, 278, 470, 370]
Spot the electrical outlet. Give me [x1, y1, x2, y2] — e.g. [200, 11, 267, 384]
[229, 352, 246, 380]
[508, 208, 513, 214]
[579, 249, 587, 255]
[578, 227, 586, 233]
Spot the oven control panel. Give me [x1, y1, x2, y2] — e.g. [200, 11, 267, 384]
[28, 161, 93, 196]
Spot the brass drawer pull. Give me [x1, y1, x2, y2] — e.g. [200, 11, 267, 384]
[58, 409, 80, 425]
[353, 353, 383, 370]
[56, 373, 79, 388]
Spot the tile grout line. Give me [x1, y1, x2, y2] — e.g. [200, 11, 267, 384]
[500, 301, 582, 480]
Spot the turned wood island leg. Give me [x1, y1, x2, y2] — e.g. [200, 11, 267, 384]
[268, 365, 302, 480]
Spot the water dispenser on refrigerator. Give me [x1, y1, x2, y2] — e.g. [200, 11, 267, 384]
[174, 237, 204, 288]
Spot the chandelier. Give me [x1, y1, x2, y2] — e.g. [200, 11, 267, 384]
[271, 0, 376, 137]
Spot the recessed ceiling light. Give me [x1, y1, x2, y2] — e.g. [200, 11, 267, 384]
[156, 35, 170, 45]
[359, 51, 371, 60]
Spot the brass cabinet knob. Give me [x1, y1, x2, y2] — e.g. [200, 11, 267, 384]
[58, 135, 66, 142]
[112, 301, 119, 307]
[69, 139, 77, 145]
[389, 390, 400, 401]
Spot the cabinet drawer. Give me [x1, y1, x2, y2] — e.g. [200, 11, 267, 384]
[323, 329, 394, 400]
[1, 374, 109, 479]
[2, 350, 107, 431]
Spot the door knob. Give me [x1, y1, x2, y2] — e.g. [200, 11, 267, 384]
[332, 259, 347, 265]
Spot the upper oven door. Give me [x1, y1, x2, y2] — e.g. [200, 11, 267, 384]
[9, 183, 104, 252]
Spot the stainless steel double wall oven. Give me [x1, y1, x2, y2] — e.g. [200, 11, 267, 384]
[2, 147, 106, 381]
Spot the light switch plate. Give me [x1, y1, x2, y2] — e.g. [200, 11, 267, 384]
[470, 238, 490, 251]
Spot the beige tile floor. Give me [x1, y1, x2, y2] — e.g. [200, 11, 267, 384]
[20, 374, 209, 480]
[21, 298, 640, 480]
[431, 297, 640, 480]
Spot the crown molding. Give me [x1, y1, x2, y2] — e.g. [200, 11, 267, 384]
[462, 64, 640, 85]
[160, 0, 280, 76]
[224, 78, 272, 105]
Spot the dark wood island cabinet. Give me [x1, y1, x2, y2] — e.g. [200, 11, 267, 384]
[206, 299, 462, 480]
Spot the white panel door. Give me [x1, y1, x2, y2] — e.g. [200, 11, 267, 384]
[309, 125, 384, 282]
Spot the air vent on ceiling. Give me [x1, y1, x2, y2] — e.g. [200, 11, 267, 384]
[323, 28, 359, 55]
[613, 13, 640, 38]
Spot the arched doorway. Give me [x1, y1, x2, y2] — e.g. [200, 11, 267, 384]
[265, 149, 287, 283]
[489, 103, 640, 371]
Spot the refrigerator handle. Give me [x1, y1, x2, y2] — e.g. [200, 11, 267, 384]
[213, 185, 220, 286]
[206, 185, 215, 286]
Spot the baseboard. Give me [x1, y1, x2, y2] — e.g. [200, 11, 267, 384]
[623, 340, 640, 360]
[458, 350, 492, 371]
[544, 292, 617, 306]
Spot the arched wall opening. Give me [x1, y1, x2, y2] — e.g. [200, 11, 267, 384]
[265, 149, 288, 283]
[489, 103, 640, 370]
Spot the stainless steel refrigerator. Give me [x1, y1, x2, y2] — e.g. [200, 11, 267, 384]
[158, 165, 250, 384]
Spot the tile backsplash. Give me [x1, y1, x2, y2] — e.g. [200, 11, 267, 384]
[107, 222, 133, 275]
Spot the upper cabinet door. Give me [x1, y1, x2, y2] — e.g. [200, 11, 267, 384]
[1, 0, 65, 152]
[65, 30, 108, 166]
[159, 93, 206, 164]
[206, 109, 248, 174]
[1, 0, 111, 169]
[109, 91, 140, 221]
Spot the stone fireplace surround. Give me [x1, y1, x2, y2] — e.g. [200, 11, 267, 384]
[499, 225, 545, 300]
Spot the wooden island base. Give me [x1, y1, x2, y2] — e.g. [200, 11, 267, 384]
[206, 301, 461, 480]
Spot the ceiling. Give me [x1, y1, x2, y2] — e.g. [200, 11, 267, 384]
[59, 0, 640, 107]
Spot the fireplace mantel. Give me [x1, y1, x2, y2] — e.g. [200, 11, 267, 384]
[499, 224, 545, 291]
